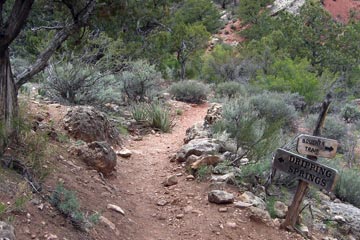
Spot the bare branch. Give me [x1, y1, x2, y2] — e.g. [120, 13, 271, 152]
[15, 0, 96, 89]
[31, 25, 65, 32]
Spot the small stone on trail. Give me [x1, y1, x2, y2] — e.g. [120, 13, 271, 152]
[184, 205, 193, 213]
[233, 201, 253, 209]
[117, 148, 132, 158]
[218, 207, 228, 212]
[176, 214, 184, 219]
[157, 200, 168, 206]
[38, 203, 44, 210]
[208, 190, 234, 204]
[186, 175, 195, 181]
[100, 216, 116, 230]
[226, 222, 237, 228]
[107, 204, 125, 216]
[163, 175, 178, 187]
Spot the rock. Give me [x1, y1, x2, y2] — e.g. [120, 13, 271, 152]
[191, 155, 222, 169]
[176, 138, 224, 163]
[63, 106, 121, 145]
[185, 175, 195, 181]
[185, 155, 200, 165]
[208, 181, 226, 191]
[0, 221, 15, 240]
[176, 214, 184, 219]
[208, 190, 234, 204]
[184, 122, 208, 144]
[218, 207, 228, 212]
[116, 148, 132, 158]
[107, 204, 125, 216]
[204, 103, 222, 127]
[156, 200, 168, 206]
[248, 207, 272, 225]
[38, 203, 44, 211]
[162, 175, 178, 187]
[100, 216, 116, 230]
[70, 141, 116, 175]
[238, 191, 266, 210]
[274, 201, 288, 218]
[184, 205, 193, 213]
[210, 172, 235, 184]
[226, 222, 237, 228]
[332, 215, 346, 223]
[298, 224, 309, 237]
[45, 233, 58, 240]
[233, 201, 253, 209]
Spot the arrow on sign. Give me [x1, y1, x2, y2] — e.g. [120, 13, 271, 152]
[324, 146, 334, 152]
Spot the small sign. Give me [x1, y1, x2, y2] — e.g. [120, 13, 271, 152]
[273, 148, 338, 192]
[297, 134, 338, 159]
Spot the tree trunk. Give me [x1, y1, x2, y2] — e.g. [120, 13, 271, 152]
[180, 60, 186, 80]
[0, 49, 18, 153]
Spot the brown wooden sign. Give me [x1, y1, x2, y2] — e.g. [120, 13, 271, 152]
[273, 148, 338, 192]
[297, 134, 338, 159]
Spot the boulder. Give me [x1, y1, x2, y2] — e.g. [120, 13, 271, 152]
[238, 191, 266, 210]
[248, 207, 272, 226]
[64, 106, 121, 145]
[71, 141, 117, 175]
[176, 138, 224, 163]
[0, 221, 15, 240]
[116, 148, 132, 158]
[204, 103, 222, 127]
[210, 172, 235, 184]
[274, 201, 288, 218]
[184, 122, 208, 144]
[208, 190, 234, 204]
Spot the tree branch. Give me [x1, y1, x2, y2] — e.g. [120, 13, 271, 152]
[31, 25, 65, 32]
[0, 0, 35, 51]
[15, 0, 96, 89]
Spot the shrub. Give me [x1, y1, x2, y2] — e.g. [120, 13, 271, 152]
[121, 60, 162, 102]
[50, 184, 99, 230]
[215, 81, 244, 99]
[131, 102, 173, 132]
[216, 96, 285, 161]
[334, 167, 360, 207]
[169, 80, 209, 103]
[249, 91, 297, 130]
[341, 103, 360, 123]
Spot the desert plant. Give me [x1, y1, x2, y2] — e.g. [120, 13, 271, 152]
[341, 103, 360, 123]
[196, 165, 212, 181]
[215, 81, 244, 99]
[131, 102, 173, 132]
[169, 80, 209, 103]
[121, 60, 162, 102]
[50, 184, 99, 230]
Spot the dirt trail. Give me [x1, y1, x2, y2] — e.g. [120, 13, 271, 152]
[109, 102, 304, 240]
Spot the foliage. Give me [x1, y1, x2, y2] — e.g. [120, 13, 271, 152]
[334, 167, 360, 208]
[341, 103, 360, 123]
[255, 58, 322, 104]
[121, 60, 162, 102]
[215, 81, 244, 99]
[236, 159, 271, 186]
[50, 184, 99, 230]
[169, 80, 209, 104]
[215, 94, 291, 161]
[196, 165, 212, 182]
[172, 0, 221, 33]
[236, 0, 273, 24]
[131, 102, 172, 133]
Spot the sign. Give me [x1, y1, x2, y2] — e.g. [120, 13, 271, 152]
[297, 134, 338, 159]
[273, 148, 338, 192]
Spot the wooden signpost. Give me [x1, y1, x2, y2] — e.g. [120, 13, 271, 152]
[297, 134, 338, 159]
[278, 96, 338, 231]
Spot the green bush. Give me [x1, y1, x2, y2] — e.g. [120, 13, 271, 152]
[215, 81, 244, 99]
[215, 95, 286, 161]
[131, 102, 173, 132]
[249, 91, 297, 130]
[334, 167, 360, 207]
[50, 184, 99, 230]
[121, 60, 162, 102]
[341, 103, 360, 123]
[169, 80, 209, 103]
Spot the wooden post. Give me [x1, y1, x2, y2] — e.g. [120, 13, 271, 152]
[281, 95, 331, 230]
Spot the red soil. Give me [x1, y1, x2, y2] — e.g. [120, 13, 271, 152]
[323, 0, 360, 23]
